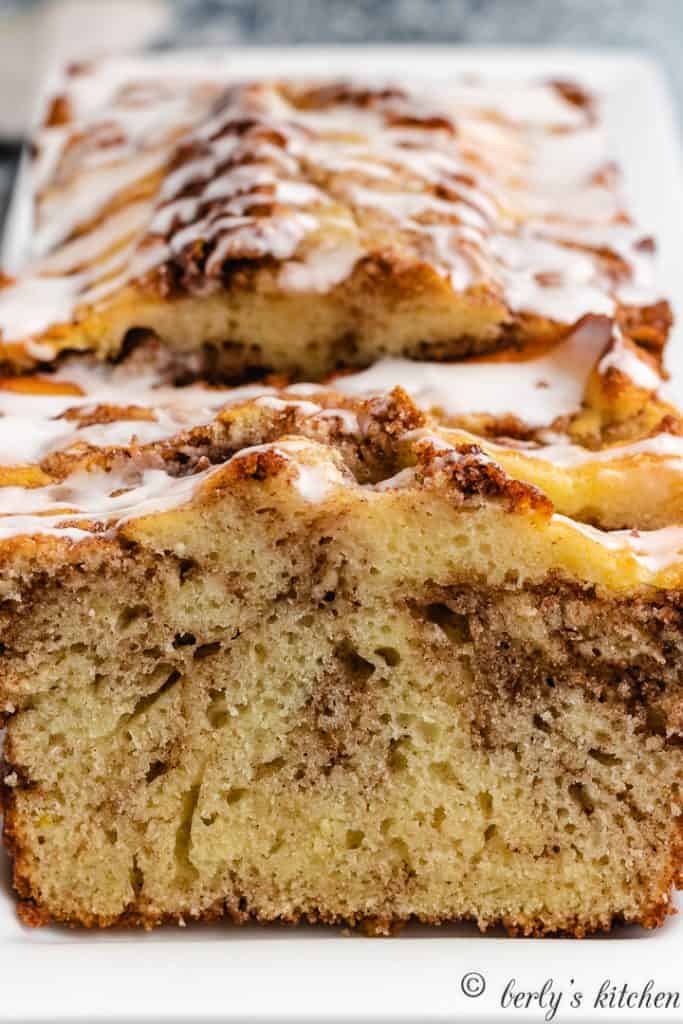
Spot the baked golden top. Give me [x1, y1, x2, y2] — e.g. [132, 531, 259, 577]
[0, 338, 678, 592]
[0, 60, 670, 367]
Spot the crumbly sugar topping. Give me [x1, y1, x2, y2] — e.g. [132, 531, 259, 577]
[0, 391, 679, 580]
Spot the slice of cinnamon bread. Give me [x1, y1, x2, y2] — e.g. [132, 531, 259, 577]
[0, 362, 680, 935]
[0, 60, 670, 377]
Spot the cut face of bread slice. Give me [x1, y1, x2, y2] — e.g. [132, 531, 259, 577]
[0, 61, 670, 375]
[0, 383, 681, 934]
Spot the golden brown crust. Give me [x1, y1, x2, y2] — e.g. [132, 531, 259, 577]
[8, 895, 676, 939]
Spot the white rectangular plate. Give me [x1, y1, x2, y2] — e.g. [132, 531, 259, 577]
[1, 46, 682, 1024]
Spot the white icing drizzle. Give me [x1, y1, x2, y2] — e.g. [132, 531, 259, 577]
[597, 326, 661, 391]
[0, 464, 210, 541]
[553, 515, 683, 574]
[316, 406, 360, 434]
[487, 233, 615, 322]
[373, 466, 416, 491]
[34, 149, 167, 258]
[278, 240, 363, 292]
[505, 432, 683, 469]
[0, 277, 79, 340]
[0, 437, 346, 540]
[40, 200, 151, 275]
[0, 350, 367, 471]
[254, 396, 321, 417]
[0, 63, 664, 352]
[293, 461, 345, 503]
[445, 79, 588, 129]
[335, 317, 616, 427]
[0, 359, 273, 466]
